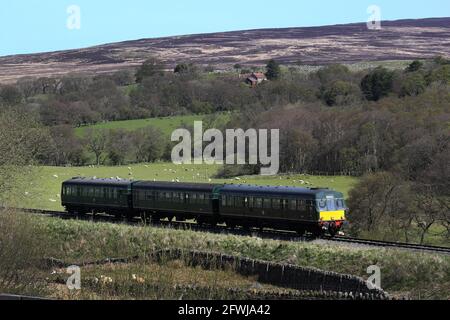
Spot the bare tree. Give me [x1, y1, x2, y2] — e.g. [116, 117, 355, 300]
[84, 128, 108, 165]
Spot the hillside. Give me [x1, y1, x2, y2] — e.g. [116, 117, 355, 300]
[0, 17, 449, 83]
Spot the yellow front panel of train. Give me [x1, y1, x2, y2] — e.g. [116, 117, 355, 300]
[320, 210, 346, 221]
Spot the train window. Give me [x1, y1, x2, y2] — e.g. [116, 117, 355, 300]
[227, 196, 233, 207]
[281, 199, 288, 210]
[263, 198, 271, 209]
[247, 197, 253, 208]
[255, 198, 262, 208]
[298, 200, 306, 212]
[272, 199, 280, 209]
[336, 199, 344, 209]
[307, 200, 315, 212]
[289, 200, 296, 211]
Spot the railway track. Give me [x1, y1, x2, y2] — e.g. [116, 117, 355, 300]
[7, 207, 450, 255]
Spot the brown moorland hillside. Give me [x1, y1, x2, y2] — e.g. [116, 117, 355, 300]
[0, 17, 449, 83]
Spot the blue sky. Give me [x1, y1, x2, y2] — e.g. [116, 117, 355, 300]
[0, 0, 449, 57]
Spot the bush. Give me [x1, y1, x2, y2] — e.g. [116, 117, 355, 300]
[0, 210, 51, 296]
[361, 67, 394, 101]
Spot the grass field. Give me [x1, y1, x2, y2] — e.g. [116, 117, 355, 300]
[74, 113, 231, 137]
[2, 211, 448, 299]
[17, 163, 357, 211]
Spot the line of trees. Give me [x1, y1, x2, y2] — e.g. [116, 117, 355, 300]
[2, 57, 448, 129]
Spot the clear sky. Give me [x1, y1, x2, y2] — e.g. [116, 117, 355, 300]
[0, 0, 449, 57]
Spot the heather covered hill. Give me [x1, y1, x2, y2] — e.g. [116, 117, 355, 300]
[0, 17, 449, 83]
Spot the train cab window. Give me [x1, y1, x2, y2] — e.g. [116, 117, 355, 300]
[336, 199, 345, 209]
[318, 199, 327, 211]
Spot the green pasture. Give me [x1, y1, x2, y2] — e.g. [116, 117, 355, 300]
[74, 113, 231, 137]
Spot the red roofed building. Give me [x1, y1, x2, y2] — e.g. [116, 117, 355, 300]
[243, 72, 267, 87]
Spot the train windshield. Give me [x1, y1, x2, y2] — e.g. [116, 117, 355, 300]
[316, 195, 346, 211]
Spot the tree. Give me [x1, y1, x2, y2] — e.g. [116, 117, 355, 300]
[265, 59, 281, 80]
[412, 184, 442, 244]
[347, 172, 414, 239]
[136, 58, 165, 83]
[361, 67, 394, 101]
[406, 60, 423, 72]
[321, 80, 360, 106]
[111, 70, 135, 86]
[84, 128, 108, 165]
[0, 86, 22, 106]
[48, 125, 86, 166]
[426, 64, 450, 85]
[0, 108, 50, 204]
[133, 127, 165, 163]
[400, 73, 426, 97]
[106, 129, 133, 165]
[174, 63, 189, 74]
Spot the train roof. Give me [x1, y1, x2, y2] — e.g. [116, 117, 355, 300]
[133, 181, 217, 192]
[219, 184, 340, 197]
[63, 177, 133, 187]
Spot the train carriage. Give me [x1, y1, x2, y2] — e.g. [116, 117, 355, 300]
[132, 181, 221, 223]
[217, 185, 346, 236]
[61, 178, 133, 215]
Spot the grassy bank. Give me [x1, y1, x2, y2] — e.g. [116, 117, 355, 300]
[2, 211, 447, 300]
